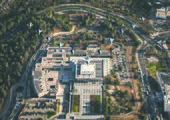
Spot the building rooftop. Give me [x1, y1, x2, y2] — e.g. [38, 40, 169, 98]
[34, 70, 42, 79]
[156, 7, 170, 19]
[80, 64, 95, 75]
[71, 115, 104, 120]
[33, 47, 111, 97]
[31, 47, 112, 119]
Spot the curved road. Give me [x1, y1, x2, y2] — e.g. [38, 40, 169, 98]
[0, 3, 169, 120]
[0, 22, 77, 119]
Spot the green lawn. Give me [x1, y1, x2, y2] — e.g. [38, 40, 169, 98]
[52, 41, 59, 47]
[72, 95, 80, 112]
[148, 63, 165, 75]
[90, 95, 101, 114]
[47, 111, 56, 119]
[56, 99, 60, 113]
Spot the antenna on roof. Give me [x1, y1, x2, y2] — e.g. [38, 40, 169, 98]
[38, 29, 43, 35]
[71, 49, 75, 54]
[27, 22, 33, 28]
[107, 38, 114, 45]
[120, 28, 124, 34]
[57, 42, 64, 48]
[98, 49, 102, 54]
[131, 24, 136, 29]
[84, 56, 91, 65]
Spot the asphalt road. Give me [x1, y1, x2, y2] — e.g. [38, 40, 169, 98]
[137, 32, 170, 120]
[0, 22, 77, 119]
[0, 3, 169, 120]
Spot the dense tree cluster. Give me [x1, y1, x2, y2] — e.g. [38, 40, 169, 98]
[0, 0, 164, 116]
[100, 19, 117, 37]
[0, 0, 157, 40]
[0, 11, 71, 112]
[80, 13, 96, 27]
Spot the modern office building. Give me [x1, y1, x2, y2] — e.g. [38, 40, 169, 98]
[32, 46, 112, 119]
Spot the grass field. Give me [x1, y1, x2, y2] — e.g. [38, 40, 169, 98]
[47, 111, 56, 119]
[90, 95, 101, 114]
[148, 63, 165, 75]
[73, 95, 80, 112]
[52, 41, 59, 47]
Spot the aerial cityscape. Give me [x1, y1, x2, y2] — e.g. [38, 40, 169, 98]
[0, 0, 170, 120]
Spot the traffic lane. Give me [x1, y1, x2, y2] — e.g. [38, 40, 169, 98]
[146, 96, 156, 119]
[138, 57, 147, 75]
[138, 52, 156, 117]
[152, 33, 170, 43]
[146, 98, 153, 114]
[141, 66, 156, 118]
[138, 53, 155, 116]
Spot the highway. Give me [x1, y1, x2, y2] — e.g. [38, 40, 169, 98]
[0, 3, 169, 119]
[137, 33, 170, 119]
[54, 5, 169, 119]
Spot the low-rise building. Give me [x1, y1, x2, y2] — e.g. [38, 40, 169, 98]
[147, 56, 159, 63]
[156, 7, 170, 19]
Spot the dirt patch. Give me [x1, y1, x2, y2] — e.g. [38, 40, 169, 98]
[100, 44, 112, 52]
[48, 29, 62, 36]
[112, 118, 126, 120]
[69, 14, 84, 26]
[119, 85, 131, 97]
[137, 102, 142, 110]
[128, 46, 133, 64]
[134, 80, 139, 100]
[127, 115, 138, 119]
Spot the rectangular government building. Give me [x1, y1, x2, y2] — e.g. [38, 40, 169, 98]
[32, 46, 112, 119]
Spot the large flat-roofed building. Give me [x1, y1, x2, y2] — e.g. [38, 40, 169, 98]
[32, 46, 112, 119]
[157, 72, 170, 111]
[32, 47, 73, 97]
[70, 57, 111, 80]
[69, 54, 111, 119]
[80, 64, 95, 75]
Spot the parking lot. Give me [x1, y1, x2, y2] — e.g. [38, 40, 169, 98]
[112, 45, 128, 79]
[19, 98, 57, 119]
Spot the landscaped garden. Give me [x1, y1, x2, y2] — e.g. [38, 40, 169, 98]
[72, 95, 80, 112]
[90, 95, 101, 114]
[147, 63, 165, 75]
[56, 99, 60, 113]
[47, 111, 56, 119]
